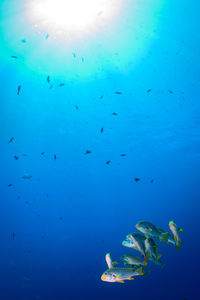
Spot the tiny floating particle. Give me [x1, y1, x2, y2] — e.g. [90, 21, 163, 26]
[59, 83, 65, 87]
[74, 105, 79, 110]
[99, 95, 104, 99]
[73, 53, 76, 58]
[46, 76, 50, 83]
[115, 91, 122, 95]
[100, 127, 104, 133]
[12, 232, 15, 240]
[168, 89, 173, 94]
[58, 217, 63, 220]
[150, 179, 154, 184]
[134, 178, 140, 182]
[106, 161, 111, 165]
[8, 183, 13, 187]
[45, 34, 49, 39]
[112, 112, 118, 116]
[147, 89, 152, 93]
[120, 154, 127, 157]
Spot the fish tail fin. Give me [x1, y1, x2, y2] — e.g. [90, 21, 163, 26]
[144, 270, 151, 276]
[178, 228, 184, 233]
[136, 267, 144, 276]
[156, 254, 162, 261]
[161, 232, 169, 243]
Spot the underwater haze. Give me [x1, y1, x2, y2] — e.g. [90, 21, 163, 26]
[0, 0, 199, 299]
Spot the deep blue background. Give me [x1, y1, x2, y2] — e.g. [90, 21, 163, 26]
[0, 1, 199, 299]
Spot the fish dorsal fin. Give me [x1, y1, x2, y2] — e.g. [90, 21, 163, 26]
[178, 228, 184, 232]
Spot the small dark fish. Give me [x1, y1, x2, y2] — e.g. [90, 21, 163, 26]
[120, 154, 127, 157]
[11, 55, 18, 59]
[58, 217, 63, 220]
[85, 150, 91, 154]
[59, 83, 65, 87]
[134, 178, 140, 182]
[41, 152, 45, 155]
[115, 91, 122, 95]
[12, 232, 15, 240]
[54, 154, 57, 160]
[21, 39, 26, 43]
[23, 154, 28, 157]
[106, 161, 111, 165]
[46, 76, 50, 83]
[8, 184, 13, 187]
[14, 156, 19, 160]
[150, 179, 154, 184]
[45, 34, 49, 39]
[17, 85, 21, 95]
[73, 53, 76, 58]
[99, 95, 104, 99]
[147, 89, 152, 93]
[82, 58, 84, 62]
[112, 112, 118, 116]
[74, 105, 79, 110]
[22, 174, 32, 179]
[8, 137, 14, 143]
[168, 89, 173, 94]
[100, 127, 104, 133]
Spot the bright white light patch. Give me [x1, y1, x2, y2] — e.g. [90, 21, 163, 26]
[28, 0, 121, 37]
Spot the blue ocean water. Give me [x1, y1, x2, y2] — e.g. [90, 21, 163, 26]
[0, 0, 199, 299]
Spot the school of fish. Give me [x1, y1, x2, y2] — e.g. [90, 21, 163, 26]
[101, 220, 183, 283]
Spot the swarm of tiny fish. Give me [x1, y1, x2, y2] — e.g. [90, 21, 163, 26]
[101, 220, 183, 283]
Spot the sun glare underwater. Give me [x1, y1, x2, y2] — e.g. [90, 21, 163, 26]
[0, 0, 200, 299]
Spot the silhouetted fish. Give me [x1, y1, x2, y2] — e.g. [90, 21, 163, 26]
[147, 89, 152, 93]
[17, 85, 21, 95]
[41, 152, 45, 155]
[8, 137, 14, 143]
[134, 178, 140, 182]
[22, 174, 32, 179]
[168, 89, 173, 94]
[99, 95, 104, 99]
[14, 156, 19, 160]
[75, 105, 79, 110]
[120, 154, 127, 157]
[115, 92, 122, 95]
[21, 39, 26, 43]
[106, 161, 111, 165]
[54, 154, 57, 160]
[150, 179, 154, 183]
[47, 76, 50, 83]
[85, 150, 91, 154]
[59, 83, 65, 87]
[112, 112, 118, 116]
[58, 217, 63, 220]
[11, 55, 18, 59]
[12, 232, 15, 240]
[100, 127, 104, 133]
[8, 184, 13, 187]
